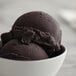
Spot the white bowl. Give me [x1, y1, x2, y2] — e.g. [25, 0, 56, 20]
[0, 46, 67, 76]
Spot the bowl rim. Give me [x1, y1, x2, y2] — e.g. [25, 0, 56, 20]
[0, 45, 67, 63]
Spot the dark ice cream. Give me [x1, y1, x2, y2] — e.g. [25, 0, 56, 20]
[0, 11, 62, 60]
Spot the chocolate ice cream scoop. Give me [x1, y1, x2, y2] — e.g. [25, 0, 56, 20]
[0, 39, 48, 60]
[0, 11, 62, 60]
[12, 11, 62, 45]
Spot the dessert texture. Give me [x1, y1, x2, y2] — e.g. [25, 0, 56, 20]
[0, 11, 62, 60]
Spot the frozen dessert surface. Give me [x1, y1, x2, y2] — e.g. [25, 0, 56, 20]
[13, 11, 61, 45]
[0, 39, 48, 60]
[0, 11, 62, 60]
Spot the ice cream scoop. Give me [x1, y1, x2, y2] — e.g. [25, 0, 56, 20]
[12, 11, 62, 45]
[0, 11, 62, 60]
[0, 39, 48, 60]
